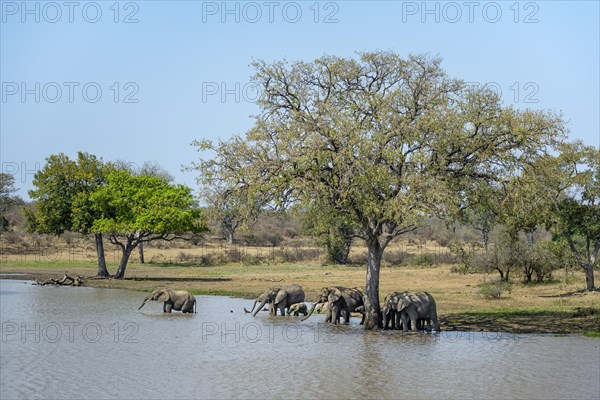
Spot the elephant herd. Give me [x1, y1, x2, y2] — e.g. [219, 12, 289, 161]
[138, 285, 440, 332]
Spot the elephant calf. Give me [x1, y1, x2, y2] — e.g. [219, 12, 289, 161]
[138, 288, 196, 313]
[287, 302, 308, 316]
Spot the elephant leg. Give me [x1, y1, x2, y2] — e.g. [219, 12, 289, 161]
[424, 318, 432, 332]
[400, 313, 409, 332]
[344, 309, 351, 324]
[408, 310, 419, 331]
[331, 307, 339, 325]
[164, 303, 172, 313]
[430, 309, 440, 331]
[182, 299, 194, 313]
[325, 308, 332, 323]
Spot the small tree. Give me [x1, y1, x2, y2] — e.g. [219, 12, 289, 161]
[0, 173, 18, 231]
[90, 170, 207, 279]
[206, 190, 245, 244]
[114, 159, 175, 263]
[541, 143, 599, 291]
[460, 183, 501, 251]
[303, 203, 356, 264]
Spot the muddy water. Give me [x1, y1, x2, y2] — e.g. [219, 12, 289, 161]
[1, 279, 598, 399]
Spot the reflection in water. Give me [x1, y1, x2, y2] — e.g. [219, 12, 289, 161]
[1, 280, 599, 399]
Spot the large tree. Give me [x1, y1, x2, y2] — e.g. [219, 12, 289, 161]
[193, 52, 564, 329]
[26, 153, 111, 277]
[89, 170, 207, 279]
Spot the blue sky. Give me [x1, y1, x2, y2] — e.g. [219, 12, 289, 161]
[1, 1, 599, 199]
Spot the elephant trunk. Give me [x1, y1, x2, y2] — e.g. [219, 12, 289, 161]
[301, 300, 321, 322]
[253, 298, 268, 317]
[138, 295, 151, 310]
[244, 299, 259, 314]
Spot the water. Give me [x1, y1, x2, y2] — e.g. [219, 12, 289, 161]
[1, 279, 598, 400]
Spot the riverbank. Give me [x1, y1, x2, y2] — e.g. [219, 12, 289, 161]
[1, 260, 598, 335]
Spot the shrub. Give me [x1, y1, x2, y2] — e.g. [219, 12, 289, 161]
[477, 279, 512, 299]
[405, 254, 435, 267]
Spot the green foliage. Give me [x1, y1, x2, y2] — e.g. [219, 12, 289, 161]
[529, 239, 575, 282]
[0, 173, 18, 230]
[544, 143, 599, 290]
[88, 169, 207, 279]
[302, 204, 357, 264]
[90, 170, 206, 236]
[27, 152, 109, 235]
[477, 278, 512, 299]
[190, 51, 565, 329]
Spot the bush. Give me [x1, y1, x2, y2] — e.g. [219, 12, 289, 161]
[382, 249, 408, 266]
[477, 279, 512, 299]
[405, 254, 435, 267]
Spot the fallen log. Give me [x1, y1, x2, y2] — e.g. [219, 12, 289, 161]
[34, 274, 84, 286]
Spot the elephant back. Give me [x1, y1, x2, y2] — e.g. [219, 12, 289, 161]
[284, 284, 305, 303]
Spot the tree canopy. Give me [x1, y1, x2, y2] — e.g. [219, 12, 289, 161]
[90, 170, 207, 278]
[26, 152, 112, 276]
[192, 51, 566, 329]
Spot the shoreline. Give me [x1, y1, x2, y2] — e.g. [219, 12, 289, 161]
[1, 266, 598, 336]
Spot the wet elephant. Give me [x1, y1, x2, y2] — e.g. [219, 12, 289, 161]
[138, 288, 196, 313]
[303, 287, 364, 325]
[382, 291, 440, 332]
[244, 284, 305, 316]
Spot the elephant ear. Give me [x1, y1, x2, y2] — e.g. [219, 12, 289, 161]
[328, 288, 342, 303]
[397, 294, 411, 311]
[382, 300, 392, 314]
[274, 289, 288, 305]
[157, 290, 170, 302]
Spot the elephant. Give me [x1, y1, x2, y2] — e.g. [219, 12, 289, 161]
[138, 288, 196, 313]
[287, 302, 308, 316]
[303, 287, 364, 325]
[244, 292, 275, 315]
[244, 284, 305, 316]
[381, 292, 402, 330]
[315, 302, 329, 314]
[382, 291, 440, 332]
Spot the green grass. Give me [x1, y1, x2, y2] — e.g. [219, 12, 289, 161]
[584, 330, 600, 338]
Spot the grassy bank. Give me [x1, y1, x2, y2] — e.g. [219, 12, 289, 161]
[1, 260, 598, 335]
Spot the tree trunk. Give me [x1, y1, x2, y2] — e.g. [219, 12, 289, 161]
[524, 263, 533, 283]
[114, 241, 134, 279]
[363, 239, 383, 330]
[482, 229, 490, 252]
[567, 237, 596, 291]
[584, 264, 595, 291]
[226, 230, 234, 245]
[138, 242, 145, 264]
[94, 233, 110, 278]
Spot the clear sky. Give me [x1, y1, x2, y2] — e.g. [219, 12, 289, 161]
[1, 0, 599, 199]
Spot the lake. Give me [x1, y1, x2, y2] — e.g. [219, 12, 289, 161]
[1, 279, 598, 399]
